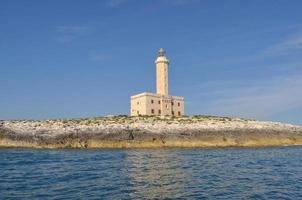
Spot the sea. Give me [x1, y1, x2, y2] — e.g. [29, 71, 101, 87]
[0, 146, 302, 199]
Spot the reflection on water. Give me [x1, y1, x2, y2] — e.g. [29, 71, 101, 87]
[0, 147, 302, 199]
[124, 149, 189, 199]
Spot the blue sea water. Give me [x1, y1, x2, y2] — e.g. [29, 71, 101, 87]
[0, 146, 302, 199]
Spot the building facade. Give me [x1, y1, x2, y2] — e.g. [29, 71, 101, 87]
[130, 48, 185, 116]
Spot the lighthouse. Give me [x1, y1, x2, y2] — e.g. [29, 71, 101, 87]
[130, 48, 184, 116]
[156, 48, 169, 96]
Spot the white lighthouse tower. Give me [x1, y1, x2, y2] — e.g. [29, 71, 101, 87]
[156, 48, 169, 96]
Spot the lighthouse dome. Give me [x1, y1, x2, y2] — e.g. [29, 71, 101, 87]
[155, 48, 169, 64]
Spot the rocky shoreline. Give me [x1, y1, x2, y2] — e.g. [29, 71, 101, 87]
[1, 115, 302, 148]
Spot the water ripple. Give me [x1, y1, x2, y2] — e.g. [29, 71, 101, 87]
[1, 146, 302, 199]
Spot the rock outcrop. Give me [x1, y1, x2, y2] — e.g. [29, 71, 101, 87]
[1, 115, 302, 148]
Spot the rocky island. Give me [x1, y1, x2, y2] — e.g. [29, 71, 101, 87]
[1, 115, 302, 148]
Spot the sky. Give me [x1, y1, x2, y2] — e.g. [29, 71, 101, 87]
[1, 0, 302, 125]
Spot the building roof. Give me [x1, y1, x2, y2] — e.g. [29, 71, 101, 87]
[131, 92, 184, 100]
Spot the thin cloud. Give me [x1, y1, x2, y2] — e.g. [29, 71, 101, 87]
[200, 72, 302, 119]
[261, 32, 302, 57]
[193, 24, 302, 68]
[165, 0, 200, 6]
[108, 0, 129, 7]
[107, 0, 199, 7]
[55, 25, 92, 43]
[90, 53, 111, 62]
[184, 26, 302, 120]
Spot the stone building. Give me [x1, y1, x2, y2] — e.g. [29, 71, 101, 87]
[130, 48, 185, 116]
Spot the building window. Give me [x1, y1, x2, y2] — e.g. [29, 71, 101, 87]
[166, 104, 168, 108]
[178, 102, 180, 107]
[151, 109, 154, 114]
[158, 110, 161, 114]
[158, 100, 161, 104]
[137, 111, 140, 115]
[172, 111, 174, 115]
[171, 102, 174, 106]
[137, 101, 139, 105]
[178, 111, 181, 116]
[151, 99, 154, 104]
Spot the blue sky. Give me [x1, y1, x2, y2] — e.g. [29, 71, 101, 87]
[1, 0, 302, 125]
